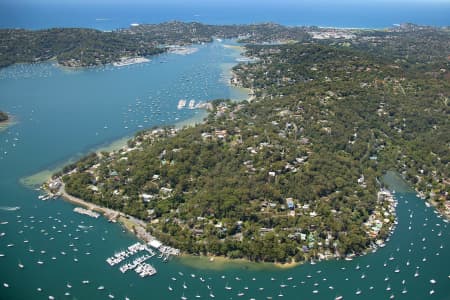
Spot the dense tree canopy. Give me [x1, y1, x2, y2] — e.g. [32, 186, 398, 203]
[61, 24, 449, 263]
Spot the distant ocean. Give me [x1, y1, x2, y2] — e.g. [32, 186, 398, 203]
[0, 2, 449, 30]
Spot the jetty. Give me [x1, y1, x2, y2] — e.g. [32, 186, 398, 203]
[106, 242, 159, 278]
[73, 207, 100, 218]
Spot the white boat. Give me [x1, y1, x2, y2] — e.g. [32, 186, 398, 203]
[355, 289, 362, 295]
[430, 279, 436, 284]
[177, 99, 187, 109]
[97, 286, 105, 290]
[209, 291, 215, 298]
[414, 270, 419, 277]
[168, 286, 173, 291]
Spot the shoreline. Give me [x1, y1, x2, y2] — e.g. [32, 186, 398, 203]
[49, 180, 304, 269]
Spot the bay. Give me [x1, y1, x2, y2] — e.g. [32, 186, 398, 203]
[1, 40, 449, 300]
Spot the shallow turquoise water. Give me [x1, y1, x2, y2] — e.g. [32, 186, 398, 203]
[0, 41, 449, 300]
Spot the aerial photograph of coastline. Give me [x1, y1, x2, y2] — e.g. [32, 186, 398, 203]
[0, 0, 449, 299]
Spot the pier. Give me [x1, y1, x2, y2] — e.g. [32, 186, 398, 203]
[73, 207, 100, 218]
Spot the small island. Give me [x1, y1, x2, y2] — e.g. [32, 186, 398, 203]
[41, 22, 449, 265]
[0, 111, 8, 123]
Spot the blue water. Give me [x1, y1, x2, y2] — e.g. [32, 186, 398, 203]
[0, 1, 449, 30]
[1, 4, 450, 300]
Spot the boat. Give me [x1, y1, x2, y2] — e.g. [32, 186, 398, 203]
[414, 270, 419, 277]
[237, 291, 244, 296]
[209, 291, 215, 298]
[177, 99, 187, 109]
[183, 282, 187, 289]
[225, 283, 232, 290]
[430, 279, 436, 284]
[335, 296, 343, 300]
[429, 290, 435, 295]
[168, 286, 173, 291]
[18, 263, 24, 269]
[97, 286, 105, 290]
[181, 293, 188, 300]
[355, 289, 362, 295]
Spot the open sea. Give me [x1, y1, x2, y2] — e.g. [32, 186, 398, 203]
[0, 1, 450, 30]
[1, 2, 450, 300]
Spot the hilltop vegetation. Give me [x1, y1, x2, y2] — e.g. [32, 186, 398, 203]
[0, 22, 310, 68]
[55, 23, 450, 263]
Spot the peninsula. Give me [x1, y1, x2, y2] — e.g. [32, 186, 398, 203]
[38, 22, 449, 264]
